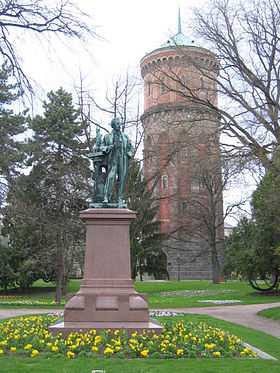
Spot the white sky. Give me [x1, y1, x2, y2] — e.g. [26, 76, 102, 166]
[15, 0, 207, 108]
[11, 0, 254, 224]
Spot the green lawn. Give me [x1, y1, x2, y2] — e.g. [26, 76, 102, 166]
[0, 314, 280, 373]
[258, 306, 280, 321]
[1, 357, 280, 373]
[0, 279, 279, 308]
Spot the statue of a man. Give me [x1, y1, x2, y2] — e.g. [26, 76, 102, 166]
[102, 118, 133, 206]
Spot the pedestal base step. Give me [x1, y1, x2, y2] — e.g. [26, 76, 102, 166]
[49, 320, 163, 337]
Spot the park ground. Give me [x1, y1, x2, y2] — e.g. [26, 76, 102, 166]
[0, 279, 279, 308]
[0, 280, 279, 372]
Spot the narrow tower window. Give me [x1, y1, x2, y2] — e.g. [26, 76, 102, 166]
[161, 175, 168, 190]
[147, 81, 151, 96]
[160, 80, 167, 95]
[181, 201, 188, 212]
[200, 77, 205, 89]
[191, 177, 200, 192]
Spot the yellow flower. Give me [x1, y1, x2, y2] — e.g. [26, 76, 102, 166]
[205, 343, 216, 350]
[242, 347, 252, 354]
[140, 349, 149, 358]
[104, 347, 114, 355]
[94, 335, 102, 344]
[31, 349, 39, 358]
[66, 351, 75, 359]
[10, 347, 16, 353]
[24, 344, 33, 350]
[51, 346, 59, 352]
[0, 349, 4, 354]
[176, 349, 184, 356]
[91, 345, 98, 352]
[213, 351, 221, 358]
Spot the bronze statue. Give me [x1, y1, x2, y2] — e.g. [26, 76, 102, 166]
[89, 118, 133, 208]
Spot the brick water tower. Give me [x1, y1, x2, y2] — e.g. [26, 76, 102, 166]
[140, 11, 224, 279]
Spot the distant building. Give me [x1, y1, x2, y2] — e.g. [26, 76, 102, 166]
[140, 11, 224, 279]
[224, 223, 235, 238]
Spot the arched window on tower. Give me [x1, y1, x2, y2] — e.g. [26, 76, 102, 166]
[160, 80, 167, 95]
[200, 76, 208, 100]
[181, 201, 188, 213]
[146, 134, 152, 146]
[178, 75, 195, 100]
[191, 176, 201, 193]
[161, 175, 168, 191]
[147, 81, 152, 96]
[200, 77, 205, 89]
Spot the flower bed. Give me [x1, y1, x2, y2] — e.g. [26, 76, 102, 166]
[0, 295, 62, 306]
[0, 315, 257, 359]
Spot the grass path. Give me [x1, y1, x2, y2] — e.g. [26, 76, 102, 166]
[258, 306, 280, 321]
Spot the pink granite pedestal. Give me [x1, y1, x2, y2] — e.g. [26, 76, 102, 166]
[49, 208, 162, 335]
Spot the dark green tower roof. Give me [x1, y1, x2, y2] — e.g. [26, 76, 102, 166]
[161, 7, 196, 48]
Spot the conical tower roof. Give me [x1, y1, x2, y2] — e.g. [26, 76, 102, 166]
[161, 8, 196, 48]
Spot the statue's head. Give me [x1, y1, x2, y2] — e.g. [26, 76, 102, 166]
[111, 117, 121, 131]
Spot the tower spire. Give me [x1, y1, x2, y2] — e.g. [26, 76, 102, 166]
[178, 7, 182, 34]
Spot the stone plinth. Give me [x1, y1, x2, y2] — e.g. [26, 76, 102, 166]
[49, 208, 162, 335]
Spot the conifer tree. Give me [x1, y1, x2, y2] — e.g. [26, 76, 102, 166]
[4, 88, 91, 301]
[30, 88, 90, 302]
[126, 160, 165, 280]
[0, 62, 26, 207]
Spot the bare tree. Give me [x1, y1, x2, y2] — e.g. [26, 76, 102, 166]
[166, 152, 247, 283]
[0, 0, 97, 92]
[76, 71, 144, 155]
[195, 0, 280, 169]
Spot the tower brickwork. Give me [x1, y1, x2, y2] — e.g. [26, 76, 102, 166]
[140, 20, 224, 279]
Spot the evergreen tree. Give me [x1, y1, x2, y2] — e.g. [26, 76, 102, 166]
[126, 160, 165, 280]
[225, 157, 280, 286]
[30, 88, 90, 302]
[0, 224, 16, 291]
[0, 62, 26, 207]
[4, 88, 91, 301]
[224, 217, 259, 279]
[3, 168, 55, 290]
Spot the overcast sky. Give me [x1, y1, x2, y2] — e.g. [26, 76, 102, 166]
[15, 0, 207, 108]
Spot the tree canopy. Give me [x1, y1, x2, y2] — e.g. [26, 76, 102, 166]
[0, 62, 26, 208]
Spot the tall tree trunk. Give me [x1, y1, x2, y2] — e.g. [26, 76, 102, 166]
[55, 241, 64, 304]
[62, 274, 68, 296]
[211, 244, 221, 283]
